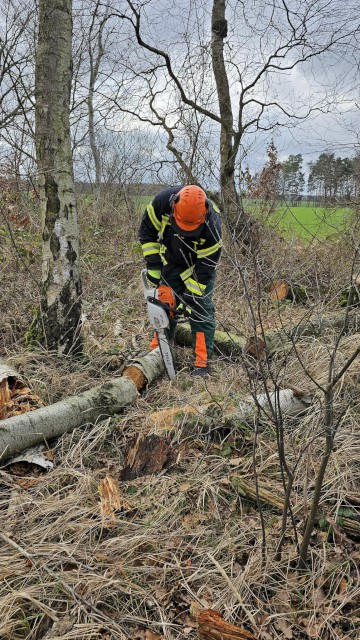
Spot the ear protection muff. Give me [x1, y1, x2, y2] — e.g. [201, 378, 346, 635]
[169, 192, 180, 209]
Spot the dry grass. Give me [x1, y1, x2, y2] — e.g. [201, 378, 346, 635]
[0, 192, 359, 639]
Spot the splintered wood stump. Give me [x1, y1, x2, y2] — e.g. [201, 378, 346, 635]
[196, 609, 258, 640]
[120, 434, 178, 480]
[98, 474, 131, 527]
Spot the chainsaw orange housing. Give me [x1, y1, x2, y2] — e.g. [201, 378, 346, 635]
[157, 284, 176, 318]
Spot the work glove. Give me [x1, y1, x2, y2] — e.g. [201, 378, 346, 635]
[177, 292, 203, 320]
[146, 268, 161, 287]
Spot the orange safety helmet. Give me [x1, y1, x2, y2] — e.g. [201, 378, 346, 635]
[171, 185, 209, 236]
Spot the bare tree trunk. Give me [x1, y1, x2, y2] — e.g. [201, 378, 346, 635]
[211, 0, 251, 241]
[35, 0, 82, 354]
[211, 0, 238, 225]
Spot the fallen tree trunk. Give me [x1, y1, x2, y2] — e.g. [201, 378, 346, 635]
[246, 309, 360, 358]
[231, 475, 360, 539]
[175, 323, 247, 357]
[147, 387, 314, 431]
[176, 310, 360, 360]
[0, 348, 164, 463]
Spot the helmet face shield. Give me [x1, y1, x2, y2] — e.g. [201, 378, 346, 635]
[172, 185, 208, 235]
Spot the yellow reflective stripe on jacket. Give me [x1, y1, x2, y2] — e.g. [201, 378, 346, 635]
[180, 266, 194, 281]
[142, 241, 161, 257]
[159, 215, 170, 239]
[186, 278, 207, 296]
[159, 244, 168, 265]
[197, 242, 222, 259]
[147, 203, 161, 231]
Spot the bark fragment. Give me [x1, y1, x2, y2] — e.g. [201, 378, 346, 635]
[99, 474, 130, 526]
[0, 362, 44, 420]
[191, 604, 258, 640]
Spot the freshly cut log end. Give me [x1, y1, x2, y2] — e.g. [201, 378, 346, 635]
[244, 335, 266, 358]
[267, 280, 308, 304]
[196, 608, 258, 640]
[122, 365, 147, 391]
[268, 280, 289, 301]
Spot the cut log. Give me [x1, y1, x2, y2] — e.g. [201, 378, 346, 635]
[0, 348, 164, 463]
[267, 280, 308, 303]
[147, 387, 314, 432]
[246, 309, 360, 358]
[231, 475, 360, 539]
[176, 311, 359, 361]
[175, 323, 246, 357]
[231, 475, 298, 512]
[268, 279, 290, 301]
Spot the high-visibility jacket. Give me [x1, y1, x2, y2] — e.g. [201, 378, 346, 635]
[139, 185, 222, 298]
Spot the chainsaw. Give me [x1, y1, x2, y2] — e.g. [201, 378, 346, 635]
[141, 269, 179, 380]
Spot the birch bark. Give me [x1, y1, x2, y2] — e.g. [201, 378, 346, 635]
[35, 0, 82, 354]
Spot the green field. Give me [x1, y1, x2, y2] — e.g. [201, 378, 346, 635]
[269, 204, 351, 240]
[133, 195, 351, 241]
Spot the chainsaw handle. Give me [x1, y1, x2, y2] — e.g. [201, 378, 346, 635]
[147, 296, 183, 316]
[141, 269, 157, 300]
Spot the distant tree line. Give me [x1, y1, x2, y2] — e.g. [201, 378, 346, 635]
[247, 144, 360, 205]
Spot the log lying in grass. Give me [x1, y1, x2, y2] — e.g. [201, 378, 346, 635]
[246, 309, 360, 358]
[0, 348, 164, 463]
[231, 475, 360, 539]
[147, 387, 314, 432]
[175, 323, 247, 358]
[176, 310, 360, 361]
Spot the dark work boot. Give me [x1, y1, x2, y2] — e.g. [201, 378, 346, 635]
[192, 366, 209, 377]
